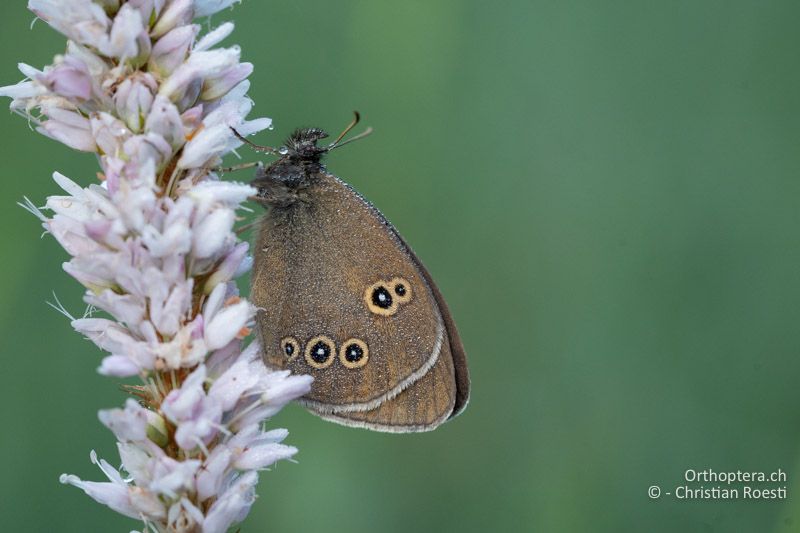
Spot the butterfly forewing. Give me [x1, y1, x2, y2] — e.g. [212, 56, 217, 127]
[252, 172, 447, 414]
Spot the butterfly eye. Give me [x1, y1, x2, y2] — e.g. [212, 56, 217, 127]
[304, 335, 336, 369]
[390, 277, 412, 304]
[365, 282, 399, 316]
[339, 338, 369, 369]
[280, 336, 300, 360]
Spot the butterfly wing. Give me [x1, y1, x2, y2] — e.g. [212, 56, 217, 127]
[392, 227, 470, 420]
[252, 171, 467, 431]
[317, 340, 457, 432]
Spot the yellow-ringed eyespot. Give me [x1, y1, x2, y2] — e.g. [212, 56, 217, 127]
[280, 336, 300, 361]
[339, 338, 370, 369]
[304, 335, 336, 369]
[364, 281, 399, 316]
[390, 277, 412, 304]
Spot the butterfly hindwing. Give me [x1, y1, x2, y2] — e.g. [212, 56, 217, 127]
[314, 339, 457, 432]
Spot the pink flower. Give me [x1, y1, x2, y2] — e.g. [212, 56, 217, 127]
[114, 74, 156, 132]
[59, 450, 165, 520]
[38, 107, 96, 152]
[151, 0, 194, 38]
[4, 2, 307, 531]
[228, 425, 297, 470]
[40, 55, 92, 101]
[203, 471, 257, 533]
[102, 4, 150, 62]
[192, 203, 236, 258]
[145, 94, 186, 148]
[98, 398, 149, 442]
[162, 366, 223, 449]
[202, 62, 253, 101]
[29, 0, 111, 49]
[150, 24, 199, 75]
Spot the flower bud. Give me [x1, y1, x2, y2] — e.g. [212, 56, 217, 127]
[145, 410, 170, 448]
[178, 122, 230, 169]
[202, 62, 252, 101]
[145, 95, 185, 148]
[160, 48, 239, 109]
[203, 470, 257, 533]
[194, 22, 234, 52]
[41, 55, 92, 101]
[98, 354, 140, 377]
[151, 0, 193, 38]
[149, 24, 199, 76]
[192, 206, 235, 258]
[28, 1, 112, 50]
[90, 112, 131, 156]
[103, 4, 149, 64]
[38, 106, 96, 152]
[98, 399, 148, 442]
[205, 300, 251, 350]
[196, 446, 232, 501]
[114, 73, 156, 132]
[205, 241, 249, 292]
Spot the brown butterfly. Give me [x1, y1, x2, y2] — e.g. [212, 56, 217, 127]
[236, 113, 469, 432]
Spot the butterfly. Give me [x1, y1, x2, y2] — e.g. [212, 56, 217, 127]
[236, 113, 469, 432]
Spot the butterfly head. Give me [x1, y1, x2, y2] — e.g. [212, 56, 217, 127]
[249, 129, 330, 207]
[283, 128, 330, 162]
[239, 112, 372, 207]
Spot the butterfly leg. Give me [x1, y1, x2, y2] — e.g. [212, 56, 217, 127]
[216, 161, 263, 174]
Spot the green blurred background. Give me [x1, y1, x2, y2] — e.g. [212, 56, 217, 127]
[2, 1, 800, 531]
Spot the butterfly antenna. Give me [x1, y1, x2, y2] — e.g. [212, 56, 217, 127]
[328, 111, 373, 150]
[329, 111, 360, 147]
[230, 127, 280, 154]
[329, 127, 373, 150]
